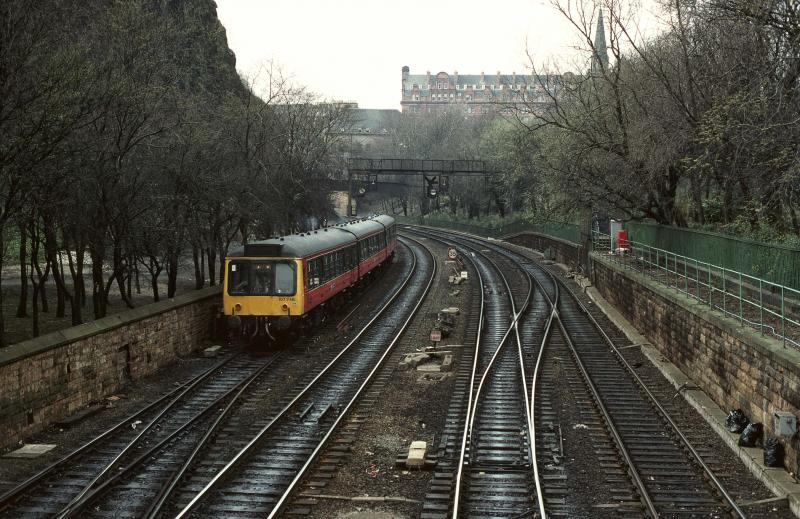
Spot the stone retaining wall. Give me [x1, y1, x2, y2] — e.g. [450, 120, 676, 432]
[591, 253, 800, 472]
[504, 232, 583, 270]
[0, 286, 221, 450]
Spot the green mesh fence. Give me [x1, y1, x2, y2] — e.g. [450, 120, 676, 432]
[627, 222, 800, 290]
[401, 216, 581, 245]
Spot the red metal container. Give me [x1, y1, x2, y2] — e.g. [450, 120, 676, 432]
[616, 229, 628, 250]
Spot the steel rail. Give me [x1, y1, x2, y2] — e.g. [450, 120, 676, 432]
[174, 238, 427, 518]
[412, 225, 748, 518]
[448, 244, 485, 518]
[526, 266, 559, 519]
[267, 235, 436, 518]
[407, 227, 544, 518]
[457, 235, 657, 517]
[0, 352, 237, 513]
[466, 252, 531, 457]
[58, 354, 282, 519]
[143, 353, 282, 519]
[554, 263, 747, 519]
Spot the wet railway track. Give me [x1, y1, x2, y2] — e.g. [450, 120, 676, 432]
[406, 229, 546, 518]
[0, 240, 419, 519]
[165, 237, 435, 518]
[408, 226, 746, 518]
[0, 351, 280, 519]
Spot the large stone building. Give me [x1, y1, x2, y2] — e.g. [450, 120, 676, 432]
[400, 68, 561, 116]
[401, 11, 608, 117]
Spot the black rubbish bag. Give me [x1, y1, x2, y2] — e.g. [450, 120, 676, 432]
[764, 438, 784, 468]
[738, 422, 763, 447]
[725, 409, 748, 433]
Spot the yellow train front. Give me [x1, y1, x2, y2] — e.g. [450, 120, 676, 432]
[223, 215, 396, 342]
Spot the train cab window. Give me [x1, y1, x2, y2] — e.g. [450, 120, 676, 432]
[275, 263, 295, 294]
[227, 261, 296, 296]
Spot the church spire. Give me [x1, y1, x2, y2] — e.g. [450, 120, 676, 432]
[591, 8, 609, 74]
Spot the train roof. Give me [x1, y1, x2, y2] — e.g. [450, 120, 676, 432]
[228, 215, 395, 259]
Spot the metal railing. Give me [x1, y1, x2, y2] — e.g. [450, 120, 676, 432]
[592, 230, 800, 348]
[402, 215, 581, 244]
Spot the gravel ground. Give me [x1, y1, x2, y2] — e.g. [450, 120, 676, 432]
[301, 237, 473, 519]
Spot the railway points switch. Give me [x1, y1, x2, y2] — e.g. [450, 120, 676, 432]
[773, 411, 797, 438]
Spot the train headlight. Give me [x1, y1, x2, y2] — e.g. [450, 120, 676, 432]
[234, 303, 242, 313]
[281, 303, 289, 312]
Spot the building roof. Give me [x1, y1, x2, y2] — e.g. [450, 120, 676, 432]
[402, 70, 561, 95]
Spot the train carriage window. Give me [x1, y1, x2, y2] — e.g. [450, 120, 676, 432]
[335, 250, 343, 275]
[307, 259, 321, 288]
[322, 254, 331, 282]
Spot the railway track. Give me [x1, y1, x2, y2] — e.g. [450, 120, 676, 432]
[0, 241, 418, 519]
[408, 226, 747, 518]
[0, 351, 278, 518]
[162, 236, 435, 518]
[407, 229, 546, 518]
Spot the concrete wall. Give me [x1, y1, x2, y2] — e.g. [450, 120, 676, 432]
[591, 253, 800, 472]
[0, 287, 221, 450]
[504, 232, 583, 270]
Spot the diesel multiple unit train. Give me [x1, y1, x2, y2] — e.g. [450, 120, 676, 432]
[223, 215, 397, 340]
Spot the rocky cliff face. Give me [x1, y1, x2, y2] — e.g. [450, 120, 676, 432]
[156, 0, 246, 99]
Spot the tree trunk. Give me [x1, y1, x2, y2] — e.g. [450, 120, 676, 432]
[167, 248, 178, 298]
[54, 256, 66, 318]
[206, 247, 216, 286]
[126, 264, 132, 300]
[192, 244, 204, 289]
[218, 244, 227, 285]
[91, 247, 107, 318]
[134, 256, 141, 295]
[16, 222, 28, 318]
[64, 230, 83, 324]
[75, 238, 86, 308]
[45, 222, 76, 324]
[30, 224, 51, 314]
[148, 256, 162, 302]
[29, 240, 40, 337]
[0, 225, 5, 347]
[113, 239, 134, 309]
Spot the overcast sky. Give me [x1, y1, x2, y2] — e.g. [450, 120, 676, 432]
[216, 0, 666, 110]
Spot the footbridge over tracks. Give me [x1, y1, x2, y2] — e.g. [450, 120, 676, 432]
[344, 158, 493, 216]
